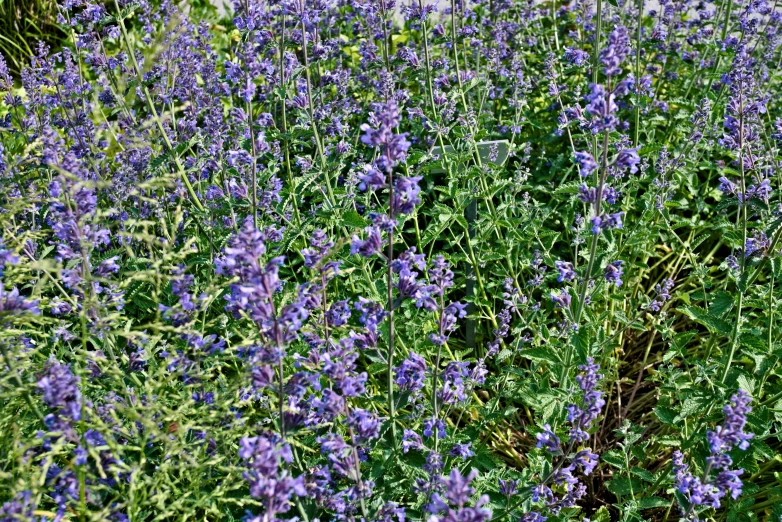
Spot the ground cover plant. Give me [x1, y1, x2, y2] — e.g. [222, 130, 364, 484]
[1, 0, 781, 520]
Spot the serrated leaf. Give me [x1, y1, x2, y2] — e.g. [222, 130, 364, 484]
[520, 346, 561, 366]
[636, 497, 671, 510]
[601, 450, 625, 469]
[606, 477, 645, 497]
[342, 210, 369, 228]
[709, 291, 734, 317]
[654, 406, 677, 425]
[680, 305, 733, 336]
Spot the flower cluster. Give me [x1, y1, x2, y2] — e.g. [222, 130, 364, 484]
[673, 391, 754, 519]
[0, 0, 779, 519]
[532, 359, 605, 514]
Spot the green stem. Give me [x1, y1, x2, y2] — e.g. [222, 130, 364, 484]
[300, 18, 336, 207]
[278, 12, 301, 226]
[113, 0, 204, 212]
[0, 342, 44, 422]
[386, 162, 397, 448]
[634, 0, 643, 146]
[721, 291, 744, 383]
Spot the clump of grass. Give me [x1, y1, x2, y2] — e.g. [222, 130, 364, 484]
[0, 0, 66, 77]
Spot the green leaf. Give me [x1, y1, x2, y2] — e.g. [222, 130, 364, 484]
[631, 466, 655, 482]
[601, 450, 625, 469]
[592, 506, 611, 522]
[520, 346, 561, 366]
[342, 210, 369, 228]
[654, 406, 677, 425]
[636, 497, 671, 510]
[709, 291, 735, 317]
[606, 476, 645, 497]
[679, 305, 733, 336]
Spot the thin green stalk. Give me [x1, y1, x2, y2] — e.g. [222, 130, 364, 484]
[592, 0, 603, 86]
[386, 152, 397, 448]
[0, 342, 45, 422]
[634, 0, 643, 146]
[722, 291, 744, 383]
[112, 0, 204, 212]
[247, 100, 259, 228]
[278, 12, 301, 226]
[300, 17, 336, 208]
[722, 89, 747, 383]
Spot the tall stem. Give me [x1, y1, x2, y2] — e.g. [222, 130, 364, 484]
[278, 353, 286, 437]
[112, 0, 204, 212]
[247, 100, 259, 228]
[634, 0, 643, 146]
[278, 11, 301, 226]
[431, 294, 445, 453]
[722, 89, 747, 383]
[0, 342, 44, 421]
[592, 0, 603, 86]
[300, 17, 336, 207]
[386, 156, 397, 447]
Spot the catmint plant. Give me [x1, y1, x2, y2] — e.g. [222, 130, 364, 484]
[0, 0, 780, 520]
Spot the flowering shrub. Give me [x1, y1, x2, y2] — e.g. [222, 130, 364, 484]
[0, 0, 781, 520]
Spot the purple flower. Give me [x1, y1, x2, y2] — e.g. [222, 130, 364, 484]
[397, 46, 420, 68]
[585, 83, 619, 134]
[577, 184, 598, 204]
[603, 260, 624, 287]
[551, 290, 571, 310]
[0, 242, 19, 278]
[449, 442, 474, 460]
[745, 231, 770, 258]
[355, 297, 387, 334]
[302, 229, 334, 269]
[377, 502, 407, 522]
[535, 424, 561, 453]
[346, 408, 381, 441]
[574, 151, 598, 177]
[673, 391, 754, 517]
[498, 478, 519, 499]
[37, 358, 83, 422]
[567, 358, 606, 442]
[327, 300, 351, 327]
[708, 390, 754, 454]
[395, 352, 427, 394]
[441, 468, 478, 507]
[555, 261, 576, 283]
[573, 449, 599, 475]
[745, 179, 772, 203]
[429, 301, 467, 346]
[358, 165, 387, 192]
[391, 176, 423, 216]
[615, 148, 640, 175]
[719, 176, 738, 196]
[725, 255, 741, 272]
[564, 47, 589, 66]
[416, 256, 455, 311]
[427, 469, 491, 522]
[599, 26, 631, 77]
[649, 278, 675, 311]
[351, 226, 383, 258]
[0, 491, 36, 520]
[402, 429, 424, 453]
[0, 284, 40, 316]
[392, 248, 426, 299]
[361, 101, 411, 172]
[590, 212, 624, 234]
[423, 418, 446, 438]
[239, 433, 306, 517]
